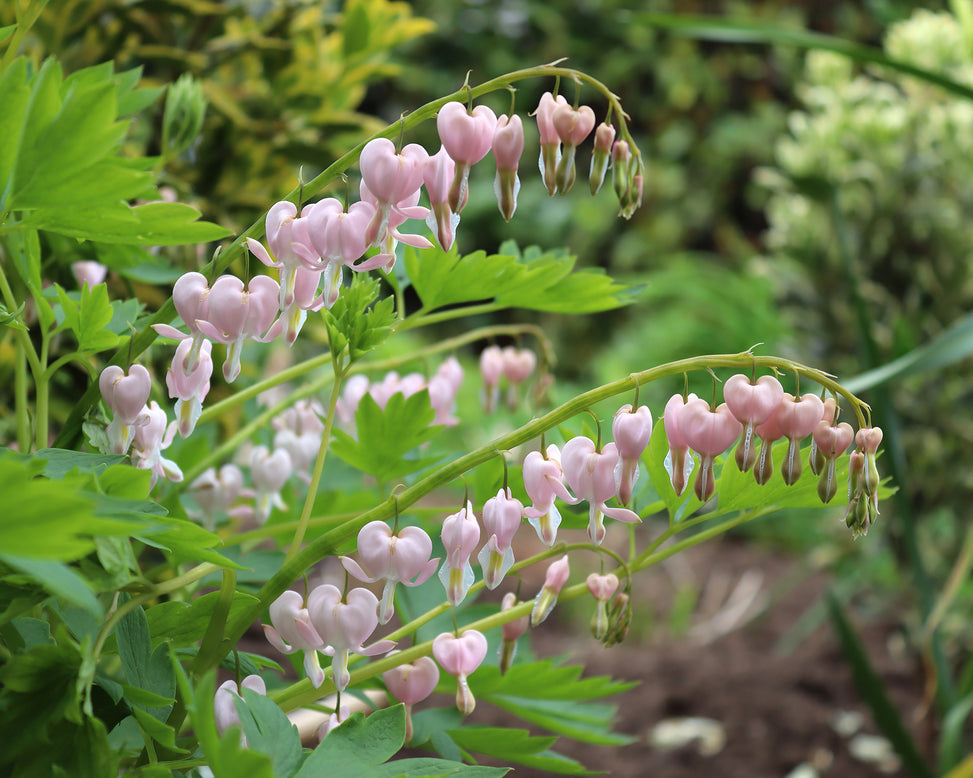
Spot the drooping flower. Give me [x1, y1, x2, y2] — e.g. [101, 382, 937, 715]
[775, 393, 826, 485]
[305, 584, 395, 692]
[531, 555, 570, 626]
[195, 275, 282, 383]
[131, 401, 183, 487]
[358, 138, 428, 247]
[479, 345, 504, 413]
[427, 356, 464, 427]
[382, 653, 439, 742]
[437, 101, 497, 213]
[677, 398, 743, 502]
[611, 403, 653, 506]
[561, 436, 641, 545]
[492, 113, 524, 221]
[589, 122, 616, 195]
[586, 573, 620, 640]
[552, 102, 596, 193]
[476, 487, 524, 590]
[423, 146, 461, 251]
[188, 463, 244, 530]
[249, 445, 292, 524]
[522, 444, 579, 545]
[535, 92, 568, 195]
[99, 364, 152, 455]
[214, 675, 267, 744]
[856, 426, 883, 516]
[151, 271, 211, 373]
[72, 261, 107, 289]
[166, 337, 213, 438]
[498, 592, 529, 674]
[438, 500, 480, 606]
[809, 397, 838, 476]
[812, 420, 854, 503]
[722, 374, 784, 472]
[432, 629, 488, 715]
[263, 589, 327, 687]
[662, 392, 697, 496]
[340, 521, 439, 624]
[501, 346, 536, 410]
[358, 182, 432, 273]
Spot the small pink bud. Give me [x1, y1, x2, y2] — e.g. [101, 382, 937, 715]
[589, 122, 616, 195]
[479, 345, 504, 413]
[499, 592, 529, 674]
[531, 554, 570, 626]
[214, 675, 266, 744]
[432, 630, 488, 715]
[587, 573, 620, 641]
[72, 261, 107, 289]
[551, 103, 596, 193]
[535, 92, 568, 195]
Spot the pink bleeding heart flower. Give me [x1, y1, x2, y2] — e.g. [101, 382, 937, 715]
[437, 101, 497, 213]
[166, 338, 213, 439]
[723, 374, 784, 473]
[272, 427, 320, 485]
[195, 275, 282, 383]
[72, 261, 107, 289]
[340, 520, 439, 624]
[99, 364, 152, 455]
[531, 554, 570, 626]
[812, 420, 855, 503]
[382, 653, 440, 742]
[423, 146, 461, 251]
[439, 501, 480, 606]
[501, 346, 536, 410]
[305, 197, 377, 274]
[587, 572, 621, 640]
[359, 138, 428, 247]
[612, 403, 653, 506]
[306, 584, 395, 692]
[189, 464, 244, 530]
[551, 103, 596, 193]
[432, 629, 488, 716]
[855, 426, 883, 515]
[476, 487, 524, 590]
[263, 589, 327, 687]
[663, 392, 698, 496]
[317, 703, 350, 741]
[498, 592, 529, 674]
[561, 436, 641, 546]
[535, 92, 568, 195]
[775, 393, 825, 486]
[245, 200, 309, 309]
[809, 397, 838, 476]
[492, 114, 524, 221]
[752, 402, 785, 485]
[357, 182, 432, 273]
[250, 445, 292, 525]
[131, 401, 183, 488]
[678, 398, 743, 502]
[214, 675, 267, 744]
[589, 122, 616, 195]
[522, 444, 579, 546]
[427, 356, 463, 427]
[479, 345, 504, 413]
[152, 272, 213, 374]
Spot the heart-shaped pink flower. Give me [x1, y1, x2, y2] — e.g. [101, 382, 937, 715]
[678, 398, 743, 501]
[432, 629, 488, 715]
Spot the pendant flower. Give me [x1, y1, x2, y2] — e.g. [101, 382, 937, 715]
[561, 436, 641, 545]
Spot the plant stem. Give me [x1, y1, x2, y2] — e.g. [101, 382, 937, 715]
[285, 365, 344, 563]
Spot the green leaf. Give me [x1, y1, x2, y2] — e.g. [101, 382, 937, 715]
[235, 688, 304, 778]
[117, 602, 175, 721]
[826, 592, 933, 778]
[295, 705, 405, 778]
[132, 590, 261, 650]
[54, 282, 120, 353]
[444, 727, 589, 773]
[323, 273, 395, 361]
[343, 0, 372, 57]
[476, 661, 636, 747]
[32, 448, 126, 479]
[131, 706, 184, 751]
[0, 555, 103, 618]
[331, 391, 442, 482]
[405, 244, 524, 310]
[0, 58, 33, 213]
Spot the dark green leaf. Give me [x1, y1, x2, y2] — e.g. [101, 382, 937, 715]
[404, 244, 523, 310]
[54, 282, 119, 353]
[0, 58, 33, 213]
[295, 705, 405, 778]
[117, 603, 175, 720]
[343, 1, 371, 57]
[32, 448, 126, 478]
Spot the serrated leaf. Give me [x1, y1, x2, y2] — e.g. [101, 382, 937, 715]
[131, 707, 185, 752]
[54, 282, 119, 353]
[323, 274, 395, 361]
[295, 705, 406, 778]
[32, 449, 126, 479]
[446, 727, 588, 774]
[0, 58, 34, 213]
[117, 603, 175, 721]
[234, 688, 304, 778]
[133, 591, 262, 650]
[331, 391, 442, 482]
[405, 244, 524, 310]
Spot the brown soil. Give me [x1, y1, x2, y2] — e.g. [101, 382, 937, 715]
[469, 535, 926, 778]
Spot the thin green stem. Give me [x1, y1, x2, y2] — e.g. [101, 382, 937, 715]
[14, 336, 29, 451]
[285, 365, 344, 563]
[34, 327, 49, 450]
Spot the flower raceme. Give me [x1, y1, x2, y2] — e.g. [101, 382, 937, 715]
[340, 520, 439, 624]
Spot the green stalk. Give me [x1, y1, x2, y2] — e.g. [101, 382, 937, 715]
[285, 365, 343, 563]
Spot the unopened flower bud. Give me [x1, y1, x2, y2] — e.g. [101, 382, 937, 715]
[586, 573, 620, 641]
[498, 592, 529, 674]
[531, 555, 570, 626]
[433, 630, 488, 715]
[589, 122, 616, 195]
[552, 103, 595, 193]
[604, 591, 631, 647]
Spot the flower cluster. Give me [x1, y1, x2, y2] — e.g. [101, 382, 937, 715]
[662, 373, 883, 534]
